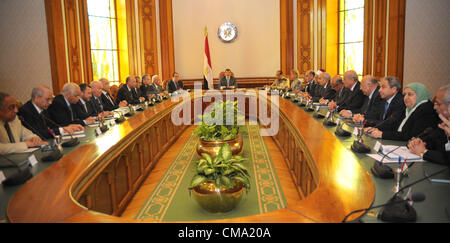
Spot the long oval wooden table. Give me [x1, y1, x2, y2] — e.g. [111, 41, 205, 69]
[5, 90, 377, 223]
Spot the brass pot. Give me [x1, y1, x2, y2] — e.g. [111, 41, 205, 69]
[191, 180, 245, 213]
[196, 133, 243, 158]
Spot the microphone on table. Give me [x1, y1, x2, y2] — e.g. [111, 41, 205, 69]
[342, 192, 426, 223]
[42, 116, 80, 148]
[113, 110, 126, 124]
[0, 154, 33, 187]
[377, 167, 449, 223]
[18, 116, 63, 162]
[370, 145, 402, 179]
[351, 120, 371, 153]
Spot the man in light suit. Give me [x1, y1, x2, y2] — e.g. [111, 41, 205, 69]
[0, 92, 46, 155]
[219, 69, 237, 89]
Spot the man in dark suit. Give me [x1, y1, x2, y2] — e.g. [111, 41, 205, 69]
[312, 72, 336, 102]
[351, 76, 384, 124]
[336, 70, 366, 115]
[89, 81, 115, 117]
[72, 84, 97, 120]
[47, 83, 96, 127]
[302, 70, 318, 97]
[116, 76, 145, 105]
[219, 69, 237, 89]
[140, 74, 155, 101]
[168, 72, 183, 93]
[99, 78, 127, 111]
[364, 76, 406, 131]
[326, 75, 349, 108]
[19, 85, 84, 140]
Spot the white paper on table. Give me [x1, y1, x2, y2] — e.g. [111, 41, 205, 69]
[381, 145, 422, 160]
[366, 153, 425, 164]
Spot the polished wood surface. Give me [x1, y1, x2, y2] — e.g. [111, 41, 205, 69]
[7, 91, 374, 223]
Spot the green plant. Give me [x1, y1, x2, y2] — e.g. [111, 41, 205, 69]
[189, 143, 250, 191]
[195, 100, 245, 141]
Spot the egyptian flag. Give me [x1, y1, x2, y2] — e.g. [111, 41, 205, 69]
[203, 28, 213, 90]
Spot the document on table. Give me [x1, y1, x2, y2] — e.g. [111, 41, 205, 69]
[367, 145, 425, 164]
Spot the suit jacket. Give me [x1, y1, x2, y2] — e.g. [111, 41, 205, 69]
[168, 80, 182, 93]
[337, 82, 365, 113]
[382, 101, 440, 141]
[366, 92, 406, 131]
[312, 81, 336, 102]
[116, 84, 141, 105]
[100, 91, 117, 111]
[148, 83, 163, 96]
[333, 87, 350, 107]
[305, 80, 320, 97]
[219, 77, 237, 89]
[140, 83, 152, 100]
[423, 129, 450, 165]
[18, 100, 60, 139]
[0, 117, 35, 155]
[47, 94, 85, 127]
[177, 81, 184, 90]
[72, 98, 97, 120]
[353, 87, 384, 120]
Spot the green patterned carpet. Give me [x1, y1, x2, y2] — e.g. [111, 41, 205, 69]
[134, 124, 287, 222]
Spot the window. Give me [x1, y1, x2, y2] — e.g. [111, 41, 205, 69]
[87, 0, 120, 86]
[339, 0, 365, 79]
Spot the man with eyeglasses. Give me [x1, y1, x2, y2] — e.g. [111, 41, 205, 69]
[0, 92, 47, 155]
[408, 85, 450, 165]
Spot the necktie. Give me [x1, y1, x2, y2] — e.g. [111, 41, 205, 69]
[383, 102, 389, 120]
[4, 122, 15, 143]
[82, 101, 88, 113]
[68, 104, 74, 121]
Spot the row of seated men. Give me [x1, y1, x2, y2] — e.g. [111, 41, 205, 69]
[272, 68, 450, 165]
[0, 72, 184, 155]
[1, 70, 449, 165]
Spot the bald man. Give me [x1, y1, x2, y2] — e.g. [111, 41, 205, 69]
[18, 85, 83, 139]
[116, 76, 145, 105]
[47, 83, 96, 127]
[89, 81, 114, 116]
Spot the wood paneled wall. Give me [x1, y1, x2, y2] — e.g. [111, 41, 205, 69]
[138, 0, 159, 76]
[296, 0, 314, 76]
[280, 0, 294, 76]
[159, 0, 175, 81]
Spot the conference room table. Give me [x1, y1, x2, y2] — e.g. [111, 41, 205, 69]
[1, 89, 449, 223]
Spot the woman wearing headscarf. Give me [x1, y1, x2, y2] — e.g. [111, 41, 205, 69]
[368, 82, 440, 141]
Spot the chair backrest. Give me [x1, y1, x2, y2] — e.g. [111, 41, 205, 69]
[219, 71, 235, 80]
[110, 85, 119, 100]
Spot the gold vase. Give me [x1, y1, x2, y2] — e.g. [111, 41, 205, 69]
[196, 133, 243, 159]
[191, 180, 245, 213]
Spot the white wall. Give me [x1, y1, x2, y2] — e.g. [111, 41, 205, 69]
[172, 0, 280, 79]
[0, 0, 52, 103]
[403, 0, 450, 95]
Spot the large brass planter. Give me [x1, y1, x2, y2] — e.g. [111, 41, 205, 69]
[191, 180, 245, 213]
[196, 133, 243, 158]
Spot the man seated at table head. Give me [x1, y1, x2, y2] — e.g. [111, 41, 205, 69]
[0, 92, 47, 155]
[408, 84, 450, 165]
[168, 72, 184, 93]
[116, 76, 145, 105]
[363, 76, 405, 132]
[311, 72, 335, 102]
[99, 78, 127, 111]
[219, 69, 237, 90]
[336, 70, 365, 117]
[289, 69, 303, 93]
[47, 83, 96, 127]
[349, 76, 384, 124]
[271, 70, 289, 90]
[18, 85, 83, 140]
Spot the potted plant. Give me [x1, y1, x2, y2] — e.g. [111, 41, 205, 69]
[195, 100, 245, 158]
[189, 143, 251, 213]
